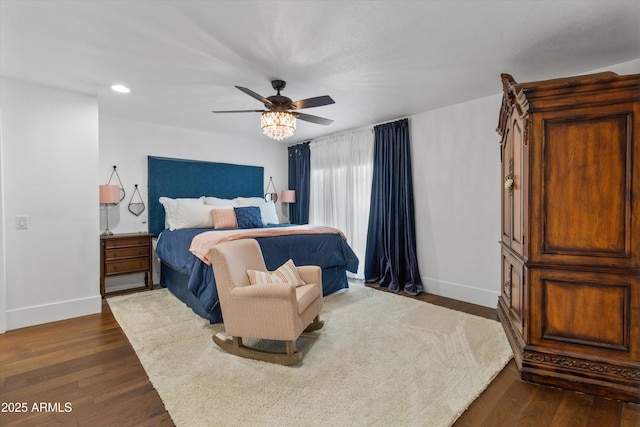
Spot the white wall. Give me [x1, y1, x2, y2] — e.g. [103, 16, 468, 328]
[410, 94, 502, 307]
[0, 109, 6, 333]
[0, 78, 101, 331]
[98, 114, 288, 291]
[587, 58, 640, 76]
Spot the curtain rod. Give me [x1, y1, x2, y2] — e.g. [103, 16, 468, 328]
[288, 116, 408, 147]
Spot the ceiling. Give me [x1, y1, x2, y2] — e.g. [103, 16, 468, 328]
[1, 1, 639, 144]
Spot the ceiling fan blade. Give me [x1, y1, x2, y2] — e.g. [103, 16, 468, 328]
[291, 95, 335, 110]
[295, 112, 334, 125]
[235, 86, 274, 107]
[212, 110, 265, 113]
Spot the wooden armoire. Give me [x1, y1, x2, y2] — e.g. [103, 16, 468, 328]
[497, 71, 639, 403]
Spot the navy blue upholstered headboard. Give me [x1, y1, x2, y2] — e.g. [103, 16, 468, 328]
[147, 156, 264, 236]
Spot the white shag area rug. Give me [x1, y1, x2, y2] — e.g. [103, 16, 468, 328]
[108, 284, 512, 427]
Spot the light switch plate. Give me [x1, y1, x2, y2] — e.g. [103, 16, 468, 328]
[16, 215, 28, 229]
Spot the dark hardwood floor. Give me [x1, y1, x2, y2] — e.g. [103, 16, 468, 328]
[1, 286, 638, 427]
[0, 290, 173, 427]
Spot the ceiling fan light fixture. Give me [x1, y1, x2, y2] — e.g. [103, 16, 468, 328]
[261, 111, 296, 140]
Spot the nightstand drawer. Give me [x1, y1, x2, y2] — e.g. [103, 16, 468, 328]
[104, 258, 150, 275]
[105, 247, 149, 260]
[104, 237, 150, 249]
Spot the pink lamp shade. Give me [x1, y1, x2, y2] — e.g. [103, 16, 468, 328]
[281, 189, 296, 203]
[99, 185, 120, 204]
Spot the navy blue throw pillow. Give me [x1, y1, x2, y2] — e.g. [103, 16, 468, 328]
[234, 206, 263, 229]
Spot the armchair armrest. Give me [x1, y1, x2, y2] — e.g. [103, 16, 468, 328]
[229, 282, 296, 301]
[297, 265, 322, 285]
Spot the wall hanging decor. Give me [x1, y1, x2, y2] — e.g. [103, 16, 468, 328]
[128, 184, 146, 216]
[264, 176, 278, 202]
[106, 165, 126, 202]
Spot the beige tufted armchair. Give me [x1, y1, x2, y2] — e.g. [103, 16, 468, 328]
[209, 239, 324, 365]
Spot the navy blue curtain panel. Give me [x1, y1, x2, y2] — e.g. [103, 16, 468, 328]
[364, 119, 423, 295]
[287, 142, 311, 224]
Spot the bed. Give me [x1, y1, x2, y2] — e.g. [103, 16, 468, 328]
[148, 156, 359, 324]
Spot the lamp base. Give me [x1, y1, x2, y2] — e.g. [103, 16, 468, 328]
[101, 230, 114, 236]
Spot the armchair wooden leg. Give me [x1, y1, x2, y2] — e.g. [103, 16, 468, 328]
[212, 334, 302, 365]
[286, 340, 296, 356]
[304, 315, 324, 333]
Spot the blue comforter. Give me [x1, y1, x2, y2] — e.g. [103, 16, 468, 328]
[156, 227, 359, 322]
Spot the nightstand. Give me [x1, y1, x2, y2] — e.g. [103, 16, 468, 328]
[100, 232, 154, 298]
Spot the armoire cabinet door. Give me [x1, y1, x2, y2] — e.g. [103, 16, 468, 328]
[501, 114, 527, 258]
[529, 268, 638, 362]
[529, 102, 639, 270]
[500, 249, 526, 338]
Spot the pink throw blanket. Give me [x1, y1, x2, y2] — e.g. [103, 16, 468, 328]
[189, 225, 347, 265]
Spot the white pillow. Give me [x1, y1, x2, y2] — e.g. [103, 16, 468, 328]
[159, 197, 204, 230]
[204, 196, 238, 207]
[235, 196, 266, 206]
[174, 200, 214, 229]
[259, 201, 279, 225]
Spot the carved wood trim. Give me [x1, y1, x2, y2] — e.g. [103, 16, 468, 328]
[523, 350, 640, 380]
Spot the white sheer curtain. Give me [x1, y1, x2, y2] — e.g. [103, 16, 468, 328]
[309, 129, 374, 279]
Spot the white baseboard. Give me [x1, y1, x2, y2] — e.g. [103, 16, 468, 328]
[5, 295, 102, 331]
[423, 277, 500, 309]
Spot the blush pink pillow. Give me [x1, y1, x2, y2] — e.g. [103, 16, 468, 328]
[210, 209, 237, 229]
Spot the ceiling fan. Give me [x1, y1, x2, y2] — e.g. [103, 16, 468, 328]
[212, 80, 335, 140]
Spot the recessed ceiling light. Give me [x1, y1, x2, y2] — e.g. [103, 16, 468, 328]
[111, 84, 130, 93]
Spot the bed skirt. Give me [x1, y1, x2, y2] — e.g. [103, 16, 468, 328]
[160, 261, 350, 324]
